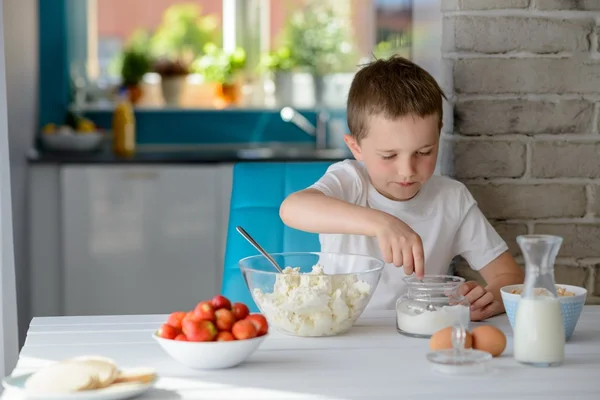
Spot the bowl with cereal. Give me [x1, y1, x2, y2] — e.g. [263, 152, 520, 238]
[500, 284, 587, 341]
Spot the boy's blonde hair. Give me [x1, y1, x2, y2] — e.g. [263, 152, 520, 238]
[347, 56, 446, 142]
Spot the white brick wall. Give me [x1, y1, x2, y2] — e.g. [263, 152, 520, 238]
[442, 0, 600, 303]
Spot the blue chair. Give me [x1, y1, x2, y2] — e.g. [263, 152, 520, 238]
[221, 162, 334, 311]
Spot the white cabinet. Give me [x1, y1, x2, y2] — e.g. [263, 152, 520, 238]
[60, 165, 229, 316]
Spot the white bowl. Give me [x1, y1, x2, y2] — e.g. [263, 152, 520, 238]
[41, 132, 103, 152]
[152, 332, 267, 369]
[500, 284, 587, 341]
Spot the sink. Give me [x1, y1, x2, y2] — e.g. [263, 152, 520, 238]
[236, 146, 348, 160]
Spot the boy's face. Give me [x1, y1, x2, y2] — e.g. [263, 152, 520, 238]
[345, 113, 440, 201]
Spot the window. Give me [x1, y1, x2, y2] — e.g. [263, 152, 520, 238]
[66, 0, 425, 110]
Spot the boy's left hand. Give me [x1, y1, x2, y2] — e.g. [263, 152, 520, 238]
[458, 281, 503, 321]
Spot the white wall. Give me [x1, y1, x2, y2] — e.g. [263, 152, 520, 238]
[2, 0, 38, 347]
[0, 0, 21, 377]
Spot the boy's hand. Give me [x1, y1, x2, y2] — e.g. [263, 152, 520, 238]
[375, 214, 424, 279]
[459, 281, 503, 321]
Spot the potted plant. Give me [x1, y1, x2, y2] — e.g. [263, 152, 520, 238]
[110, 30, 153, 104]
[194, 43, 246, 108]
[151, 59, 190, 105]
[277, 1, 355, 106]
[120, 47, 152, 104]
[149, 4, 219, 105]
[259, 46, 295, 106]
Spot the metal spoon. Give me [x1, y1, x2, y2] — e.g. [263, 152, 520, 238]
[236, 226, 283, 273]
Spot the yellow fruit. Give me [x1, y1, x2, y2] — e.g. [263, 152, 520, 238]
[77, 119, 96, 133]
[42, 123, 56, 134]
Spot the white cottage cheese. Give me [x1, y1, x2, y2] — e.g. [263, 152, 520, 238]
[252, 265, 372, 336]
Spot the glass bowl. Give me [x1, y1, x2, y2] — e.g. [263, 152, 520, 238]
[239, 252, 384, 337]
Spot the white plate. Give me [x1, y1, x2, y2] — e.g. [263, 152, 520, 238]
[2, 373, 156, 400]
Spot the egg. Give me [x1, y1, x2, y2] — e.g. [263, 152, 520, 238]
[429, 326, 473, 351]
[471, 325, 506, 357]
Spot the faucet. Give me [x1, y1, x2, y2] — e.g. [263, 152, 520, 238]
[280, 107, 329, 150]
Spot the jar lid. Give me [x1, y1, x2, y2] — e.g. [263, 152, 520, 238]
[404, 275, 465, 288]
[426, 325, 493, 376]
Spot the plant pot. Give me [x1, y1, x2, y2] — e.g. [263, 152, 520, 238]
[214, 82, 241, 108]
[274, 71, 294, 106]
[312, 74, 326, 107]
[160, 75, 187, 106]
[127, 85, 143, 104]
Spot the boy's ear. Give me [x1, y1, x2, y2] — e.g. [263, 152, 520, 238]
[343, 134, 363, 161]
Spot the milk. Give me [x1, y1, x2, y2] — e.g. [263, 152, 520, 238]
[513, 296, 565, 366]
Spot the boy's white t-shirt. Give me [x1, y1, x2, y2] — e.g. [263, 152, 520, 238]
[308, 160, 508, 310]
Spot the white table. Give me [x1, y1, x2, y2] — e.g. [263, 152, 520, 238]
[3, 307, 600, 399]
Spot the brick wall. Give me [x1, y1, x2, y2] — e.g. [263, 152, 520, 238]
[440, 0, 600, 304]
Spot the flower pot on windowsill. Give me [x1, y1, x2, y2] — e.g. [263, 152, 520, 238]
[214, 82, 241, 109]
[126, 84, 143, 104]
[274, 71, 294, 106]
[160, 75, 187, 106]
[153, 59, 190, 107]
[312, 74, 326, 108]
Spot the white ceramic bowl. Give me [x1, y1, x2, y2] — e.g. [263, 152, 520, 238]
[500, 284, 587, 341]
[41, 132, 103, 152]
[152, 332, 267, 369]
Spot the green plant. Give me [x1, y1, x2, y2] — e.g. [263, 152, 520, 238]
[258, 46, 295, 72]
[278, 1, 355, 75]
[120, 48, 152, 86]
[149, 3, 219, 69]
[193, 43, 246, 84]
[109, 29, 153, 80]
[372, 33, 412, 60]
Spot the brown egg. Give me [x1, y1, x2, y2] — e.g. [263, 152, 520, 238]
[429, 326, 473, 351]
[471, 325, 506, 357]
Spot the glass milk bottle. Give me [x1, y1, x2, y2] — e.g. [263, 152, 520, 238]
[513, 235, 565, 367]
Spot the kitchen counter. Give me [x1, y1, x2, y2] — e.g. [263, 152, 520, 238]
[27, 146, 350, 165]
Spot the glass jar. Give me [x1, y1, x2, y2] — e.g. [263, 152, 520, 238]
[396, 275, 470, 338]
[513, 235, 565, 367]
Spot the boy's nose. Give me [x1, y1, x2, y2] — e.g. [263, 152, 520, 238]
[397, 159, 416, 179]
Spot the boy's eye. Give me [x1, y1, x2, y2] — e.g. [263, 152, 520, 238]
[417, 151, 432, 156]
[381, 154, 396, 160]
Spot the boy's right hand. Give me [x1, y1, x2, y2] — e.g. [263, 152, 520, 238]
[374, 214, 425, 279]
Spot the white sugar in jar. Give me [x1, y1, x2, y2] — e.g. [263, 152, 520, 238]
[395, 275, 471, 338]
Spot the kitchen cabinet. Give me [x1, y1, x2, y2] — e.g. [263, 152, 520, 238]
[28, 164, 234, 317]
[61, 165, 226, 315]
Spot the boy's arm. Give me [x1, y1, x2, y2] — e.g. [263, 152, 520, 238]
[461, 251, 524, 320]
[479, 251, 524, 305]
[280, 189, 384, 236]
[453, 185, 524, 320]
[280, 188, 425, 277]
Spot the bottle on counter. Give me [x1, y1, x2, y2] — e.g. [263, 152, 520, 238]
[112, 90, 136, 157]
[513, 235, 565, 367]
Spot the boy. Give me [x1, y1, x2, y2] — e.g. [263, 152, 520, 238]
[279, 56, 524, 321]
